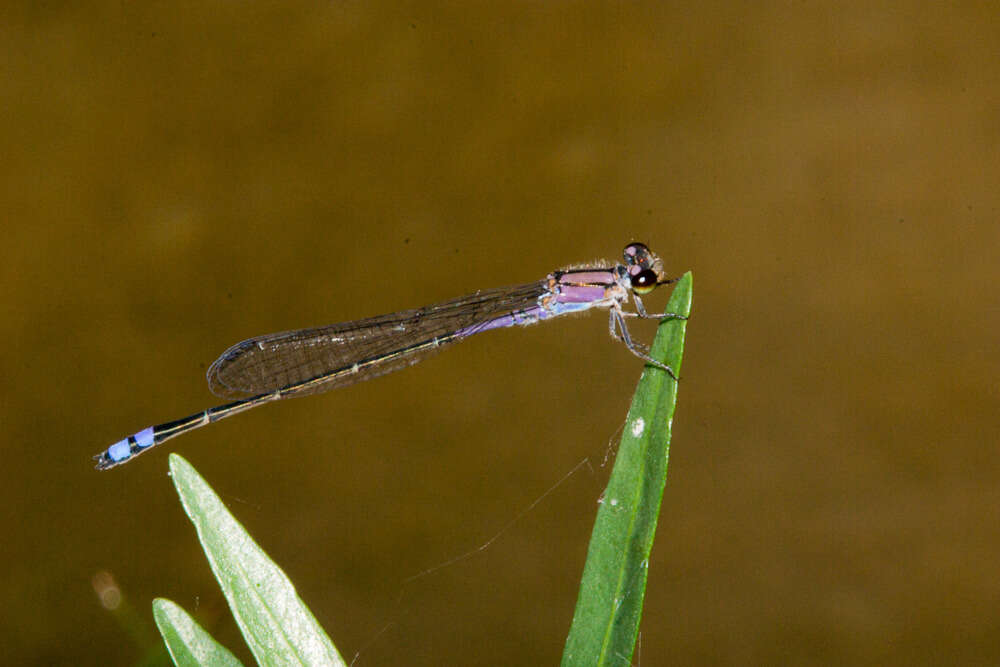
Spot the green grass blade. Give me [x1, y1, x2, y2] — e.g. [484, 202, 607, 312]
[562, 271, 692, 666]
[152, 598, 244, 667]
[169, 454, 346, 667]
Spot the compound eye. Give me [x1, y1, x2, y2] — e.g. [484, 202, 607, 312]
[624, 242, 654, 268]
[631, 268, 658, 294]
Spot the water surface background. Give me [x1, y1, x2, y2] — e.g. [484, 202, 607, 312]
[3, 3, 998, 664]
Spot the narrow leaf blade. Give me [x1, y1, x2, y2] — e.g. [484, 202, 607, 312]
[562, 271, 692, 666]
[152, 597, 244, 667]
[169, 454, 346, 667]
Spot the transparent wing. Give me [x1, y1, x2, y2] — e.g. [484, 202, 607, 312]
[206, 280, 549, 398]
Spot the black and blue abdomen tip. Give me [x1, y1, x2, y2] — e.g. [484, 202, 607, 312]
[95, 426, 154, 470]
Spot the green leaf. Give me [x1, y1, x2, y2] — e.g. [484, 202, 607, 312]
[169, 455, 346, 667]
[152, 598, 243, 667]
[562, 271, 692, 666]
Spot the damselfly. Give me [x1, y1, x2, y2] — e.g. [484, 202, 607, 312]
[95, 242, 684, 469]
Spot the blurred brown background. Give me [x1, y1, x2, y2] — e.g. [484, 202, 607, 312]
[2, 2, 998, 665]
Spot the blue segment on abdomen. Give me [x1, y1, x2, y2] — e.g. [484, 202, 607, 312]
[107, 439, 131, 462]
[134, 427, 155, 449]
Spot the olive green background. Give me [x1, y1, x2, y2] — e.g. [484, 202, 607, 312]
[3, 2, 998, 665]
